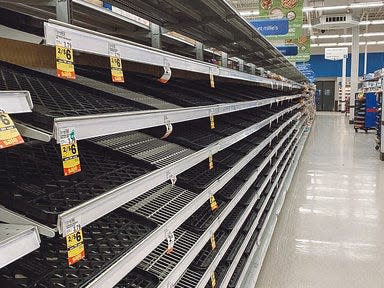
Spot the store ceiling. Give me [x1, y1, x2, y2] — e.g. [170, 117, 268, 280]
[227, 0, 384, 54]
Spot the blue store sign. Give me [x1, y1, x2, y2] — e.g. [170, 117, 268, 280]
[250, 19, 289, 36]
[275, 45, 298, 56]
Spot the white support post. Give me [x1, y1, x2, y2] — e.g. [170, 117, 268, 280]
[349, 26, 359, 124]
[341, 57, 347, 112]
[364, 43, 368, 76]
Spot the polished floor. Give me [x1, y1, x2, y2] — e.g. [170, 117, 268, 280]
[256, 112, 384, 288]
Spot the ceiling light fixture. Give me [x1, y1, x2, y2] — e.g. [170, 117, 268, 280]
[304, 19, 384, 29]
[311, 41, 384, 47]
[303, 2, 384, 12]
[239, 10, 260, 16]
[311, 32, 384, 39]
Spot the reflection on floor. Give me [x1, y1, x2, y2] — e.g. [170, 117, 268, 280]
[256, 112, 384, 288]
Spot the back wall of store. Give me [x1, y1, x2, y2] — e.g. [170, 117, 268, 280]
[309, 52, 384, 78]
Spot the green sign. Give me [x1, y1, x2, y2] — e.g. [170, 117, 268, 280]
[285, 35, 311, 62]
[259, 0, 304, 39]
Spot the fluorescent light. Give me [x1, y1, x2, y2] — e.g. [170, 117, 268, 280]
[239, 10, 260, 16]
[311, 35, 341, 39]
[303, 2, 384, 12]
[360, 20, 384, 25]
[304, 19, 384, 29]
[311, 41, 384, 47]
[350, 2, 384, 8]
[311, 32, 384, 39]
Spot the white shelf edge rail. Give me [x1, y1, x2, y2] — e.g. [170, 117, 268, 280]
[56, 103, 302, 235]
[0, 205, 56, 237]
[0, 91, 33, 114]
[194, 121, 305, 288]
[52, 94, 302, 142]
[0, 224, 41, 268]
[162, 120, 305, 288]
[239, 127, 310, 288]
[44, 21, 302, 90]
[220, 128, 305, 287]
[86, 112, 302, 288]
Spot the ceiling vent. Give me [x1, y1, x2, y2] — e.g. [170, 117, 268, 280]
[312, 14, 359, 30]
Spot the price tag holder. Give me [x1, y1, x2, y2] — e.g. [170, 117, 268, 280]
[161, 120, 173, 139]
[55, 31, 75, 79]
[209, 195, 218, 211]
[66, 228, 85, 265]
[210, 234, 216, 250]
[210, 272, 217, 288]
[210, 114, 215, 129]
[109, 44, 125, 83]
[159, 62, 172, 84]
[166, 230, 175, 254]
[208, 155, 214, 170]
[0, 112, 24, 149]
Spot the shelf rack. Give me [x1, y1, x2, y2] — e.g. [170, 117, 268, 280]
[174, 120, 305, 288]
[0, 3, 313, 286]
[52, 94, 301, 142]
[84, 111, 303, 288]
[238, 125, 310, 288]
[175, 123, 304, 288]
[55, 104, 302, 236]
[44, 20, 301, 90]
[105, 0, 306, 82]
[0, 223, 40, 268]
[220, 129, 305, 288]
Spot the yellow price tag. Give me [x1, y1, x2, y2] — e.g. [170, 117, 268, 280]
[210, 115, 215, 129]
[208, 155, 214, 170]
[210, 234, 216, 250]
[66, 229, 85, 265]
[211, 272, 217, 288]
[210, 73, 215, 88]
[0, 113, 24, 149]
[61, 142, 81, 176]
[210, 195, 218, 211]
[110, 57, 125, 83]
[56, 45, 75, 79]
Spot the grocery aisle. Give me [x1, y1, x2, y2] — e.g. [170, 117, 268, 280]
[256, 112, 384, 288]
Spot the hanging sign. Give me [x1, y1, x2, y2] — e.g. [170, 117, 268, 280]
[0, 112, 24, 149]
[325, 47, 348, 61]
[259, 0, 304, 39]
[285, 34, 311, 63]
[250, 19, 289, 36]
[109, 44, 125, 83]
[55, 31, 75, 79]
[275, 44, 298, 56]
